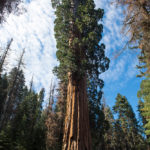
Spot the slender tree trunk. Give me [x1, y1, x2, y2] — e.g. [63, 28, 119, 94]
[0, 49, 24, 129]
[62, 72, 91, 150]
[0, 39, 13, 76]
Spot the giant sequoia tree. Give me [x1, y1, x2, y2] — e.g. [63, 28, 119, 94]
[52, 0, 109, 149]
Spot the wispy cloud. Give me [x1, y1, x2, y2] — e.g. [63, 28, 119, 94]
[0, 0, 57, 99]
[95, 0, 138, 86]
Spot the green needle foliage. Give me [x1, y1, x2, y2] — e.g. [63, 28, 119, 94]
[103, 106, 116, 150]
[0, 74, 8, 118]
[138, 77, 150, 144]
[52, 0, 109, 82]
[113, 93, 145, 150]
[0, 67, 46, 150]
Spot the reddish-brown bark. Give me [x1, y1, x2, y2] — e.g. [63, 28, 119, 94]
[62, 72, 91, 150]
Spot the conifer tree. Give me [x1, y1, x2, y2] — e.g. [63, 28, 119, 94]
[52, 0, 109, 149]
[113, 93, 145, 149]
[138, 78, 150, 144]
[113, 120, 125, 150]
[138, 100, 147, 134]
[0, 68, 25, 130]
[0, 49, 25, 129]
[103, 106, 116, 150]
[88, 86, 109, 149]
[0, 124, 14, 150]
[0, 46, 46, 149]
[0, 74, 8, 120]
[10, 88, 46, 150]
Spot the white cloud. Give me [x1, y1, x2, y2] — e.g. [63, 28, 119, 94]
[0, 0, 57, 100]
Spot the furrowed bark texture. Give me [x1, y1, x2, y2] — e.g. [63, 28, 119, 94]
[63, 73, 91, 150]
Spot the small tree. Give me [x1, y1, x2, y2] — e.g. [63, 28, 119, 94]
[0, 49, 25, 129]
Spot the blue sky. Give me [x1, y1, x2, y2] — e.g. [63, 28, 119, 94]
[0, 0, 142, 115]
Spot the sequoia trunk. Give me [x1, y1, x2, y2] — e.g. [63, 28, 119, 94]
[62, 72, 91, 150]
